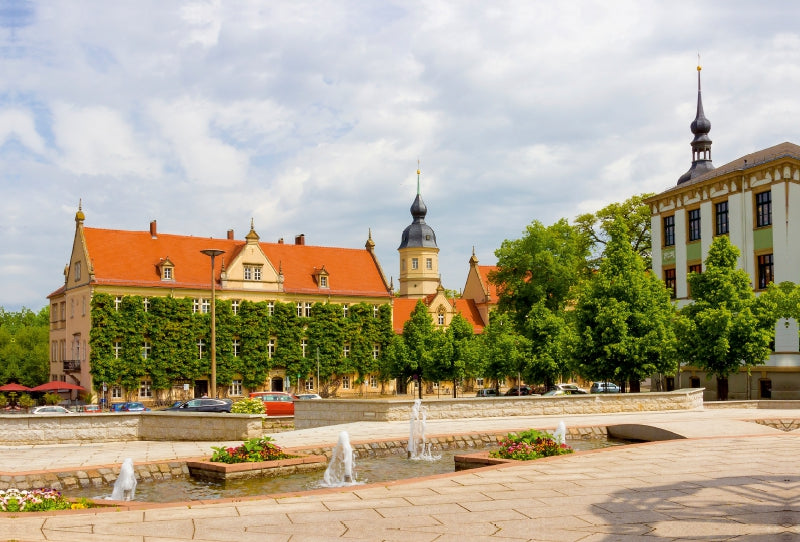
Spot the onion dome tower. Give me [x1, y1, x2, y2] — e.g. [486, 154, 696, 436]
[677, 63, 715, 184]
[398, 163, 440, 298]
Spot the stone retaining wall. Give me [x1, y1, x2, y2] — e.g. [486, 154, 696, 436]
[293, 389, 705, 429]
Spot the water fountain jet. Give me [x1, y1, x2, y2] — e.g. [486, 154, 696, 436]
[109, 458, 137, 501]
[407, 399, 440, 461]
[322, 431, 357, 486]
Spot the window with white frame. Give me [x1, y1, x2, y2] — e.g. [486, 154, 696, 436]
[193, 298, 210, 314]
[229, 379, 243, 396]
[319, 275, 328, 288]
[342, 303, 349, 317]
[113, 340, 122, 359]
[296, 302, 303, 317]
[197, 339, 205, 359]
[426, 258, 432, 270]
[438, 312, 445, 326]
[139, 380, 152, 398]
[73, 334, 81, 360]
[268, 301, 274, 316]
[373, 305, 379, 318]
[111, 386, 122, 399]
[232, 339, 240, 357]
[244, 265, 262, 281]
[341, 375, 350, 389]
[304, 302, 312, 317]
[74, 261, 81, 281]
[231, 300, 239, 315]
[343, 343, 350, 358]
[369, 374, 378, 388]
[141, 339, 151, 360]
[373, 344, 380, 359]
[162, 266, 173, 280]
[305, 377, 314, 391]
[114, 296, 122, 311]
[411, 257, 419, 270]
[476, 377, 484, 388]
[143, 297, 150, 312]
[268, 338, 275, 358]
[301, 339, 307, 357]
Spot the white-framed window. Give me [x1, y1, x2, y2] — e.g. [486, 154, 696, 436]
[197, 339, 205, 359]
[343, 343, 350, 358]
[74, 261, 81, 281]
[296, 302, 303, 317]
[301, 339, 307, 358]
[369, 374, 378, 388]
[244, 265, 262, 281]
[73, 334, 81, 360]
[341, 375, 350, 389]
[433, 381, 439, 388]
[232, 339, 240, 357]
[438, 312, 445, 326]
[305, 377, 314, 391]
[373, 344, 380, 359]
[320, 275, 328, 288]
[304, 302, 312, 317]
[229, 379, 243, 396]
[231, 300, 239, 315]
[143, 298, 150, 312]
[342, 304, 349, 317]
[411, 257, 419, 270]
[268, 338, 275, 358]
[111, 386, 122, 399]
[193, 298, 210, 314]
[268, 301, 275, 316]
[139, 380, 152, 398]
[373, 305, 379, 318]
[113, 340, 122, 359]
[476, 377, 484, 388]
[141, 340, 151, 360]
[114, 296, 122, 311]
[162, 266, 173, 280]
[426, 258, 432, 270]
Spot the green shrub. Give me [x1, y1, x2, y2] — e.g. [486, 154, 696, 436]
[42, 392, 62, 405]
[231, 398, 265, 414]
[17, 394, 35, 409]
[0, 394, 6, 408]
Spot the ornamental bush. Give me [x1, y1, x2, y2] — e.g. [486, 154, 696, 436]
[231, 398, 265, 414]
[489, 429, 573, 461]
[210, 436, 295, 464]
[0, 488, 90, 512]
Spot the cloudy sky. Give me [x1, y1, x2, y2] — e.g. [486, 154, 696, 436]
[3, 1, 800, 311]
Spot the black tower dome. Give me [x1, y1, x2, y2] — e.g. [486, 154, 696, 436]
[398, 167, 437, 249]
[678, 64, 715, 185]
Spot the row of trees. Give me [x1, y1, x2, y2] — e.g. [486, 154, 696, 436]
[0, 307, 49, 386]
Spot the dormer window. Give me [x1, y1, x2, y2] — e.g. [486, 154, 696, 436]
[313, 266, 330, 289]
[244, 264, 262, 281]
[158, 257, 175, 281]
[320, 275, 328, 288]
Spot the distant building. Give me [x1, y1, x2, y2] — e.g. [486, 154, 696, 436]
[646, 66, 800, 400]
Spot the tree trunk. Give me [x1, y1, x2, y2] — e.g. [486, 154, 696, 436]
[628, 379, 641, 393]
[717, 376, 729, 401]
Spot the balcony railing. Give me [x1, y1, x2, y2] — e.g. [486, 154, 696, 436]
[63, 359, 81, 372]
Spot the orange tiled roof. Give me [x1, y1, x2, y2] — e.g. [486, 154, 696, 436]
[82, 227, 390, 298]
[391, 297, 485, 334]
[452, 298, 485, 332]
[477, 265, 499, 302]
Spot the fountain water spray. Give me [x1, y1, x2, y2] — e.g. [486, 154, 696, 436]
[322, 431, 357, 486]
[553, 421, 566, 446]
[407, 399, 441, 461]
[109, 458, 137, 501]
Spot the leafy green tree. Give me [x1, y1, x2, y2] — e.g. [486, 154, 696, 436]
[0, 307, 50, 386]
[522, 300, 576, 389]
[389, 301, 439, 399]
[573, 216, 677, 391]
[575, 193, 654, 269]
[434, 313, 476, 397]
[480, 312, 530, 390]
[675, 236, 773, 400]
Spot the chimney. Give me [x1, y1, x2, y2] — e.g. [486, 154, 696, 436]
[227, 229, 234, 240]
[150, 220, 157, 238]
[295, 234, 305, 245]
[278, 238, 284, 244]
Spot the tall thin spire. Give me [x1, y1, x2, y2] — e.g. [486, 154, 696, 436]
[677, 60, 714, 185]
[416, 159, 421, 195]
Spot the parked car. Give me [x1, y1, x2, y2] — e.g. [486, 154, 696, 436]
[109, 402, 129, 412]
[75, 404, 102, 413]
[475, 388, 499, 397]
[504, 386, 533, 396]
[122, 402, 150, 412]
[31, 405, 72, 414]
[542, 389, 571, 396]
[249, 391, 297, 415]
[552, 383, 588, 394]
[165, 398, 232, 413]
[590, 382, 621, 394]
[296, 393, 322, 400]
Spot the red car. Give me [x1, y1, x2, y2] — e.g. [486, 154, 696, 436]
[249, 391, 297, 416]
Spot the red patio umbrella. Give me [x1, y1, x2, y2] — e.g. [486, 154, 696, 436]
[30, 381, 85, 392]
[0, 383, 32, 392]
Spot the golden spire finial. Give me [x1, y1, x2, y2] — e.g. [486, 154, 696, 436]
[697, 53, 701, 71]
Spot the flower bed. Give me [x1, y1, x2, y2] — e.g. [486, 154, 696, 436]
[210, 436, 294, 463]
[489, 429, 573, 460]
[0, 488, 91, 513]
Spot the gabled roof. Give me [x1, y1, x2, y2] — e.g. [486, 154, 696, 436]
[391, 296, 486, 334]
[655, 141, 800, 196]
[80, 227, 391, 298]
[477, 265, 499, 302]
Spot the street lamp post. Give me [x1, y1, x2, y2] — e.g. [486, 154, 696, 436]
[200, 249, 225, 398]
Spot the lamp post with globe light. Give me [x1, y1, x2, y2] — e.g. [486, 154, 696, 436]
[200, 249, 225, 398]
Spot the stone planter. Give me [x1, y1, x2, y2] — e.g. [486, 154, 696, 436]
[453, 451, 516, 471]
[187, 454, 327, 482]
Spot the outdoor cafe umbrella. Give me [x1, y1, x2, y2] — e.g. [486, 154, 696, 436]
[30, 381, 85, 392]
[0, 383, 32, 392]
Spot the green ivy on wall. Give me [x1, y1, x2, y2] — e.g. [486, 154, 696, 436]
[89, 293, 394, 394]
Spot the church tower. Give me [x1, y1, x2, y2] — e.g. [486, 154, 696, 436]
[677, 62, 714, 184]
[398, 164, 440, 298]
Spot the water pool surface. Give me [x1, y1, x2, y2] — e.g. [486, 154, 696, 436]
[66, 438, 627, 503]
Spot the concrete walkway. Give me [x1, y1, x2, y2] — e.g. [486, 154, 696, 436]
[1, 407, 799, 541]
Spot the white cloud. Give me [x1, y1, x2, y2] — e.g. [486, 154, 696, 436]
[0, 109, 46, 154]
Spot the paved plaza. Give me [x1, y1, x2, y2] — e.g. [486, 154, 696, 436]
[1, 407, 799, 541]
